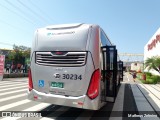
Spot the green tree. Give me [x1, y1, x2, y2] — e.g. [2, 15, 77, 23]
[144, 56, 160, 74]
[7, 45, 31, 65]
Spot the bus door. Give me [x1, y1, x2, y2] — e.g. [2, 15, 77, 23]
[118, 60, 123, 82]
[101, 46, 117, 102]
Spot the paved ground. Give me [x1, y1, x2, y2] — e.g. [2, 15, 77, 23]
[0, 73, 159, 120]
[121, 72, 160, 120]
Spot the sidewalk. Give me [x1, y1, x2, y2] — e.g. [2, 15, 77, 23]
[3, 68, 28, 78]
[110, 72, 160, 120]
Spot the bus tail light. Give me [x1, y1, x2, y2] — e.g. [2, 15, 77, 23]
[87, 69, 100, 99]
[28, 69, 33, 91]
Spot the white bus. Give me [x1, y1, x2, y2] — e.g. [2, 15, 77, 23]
[28, 23, 123, 110]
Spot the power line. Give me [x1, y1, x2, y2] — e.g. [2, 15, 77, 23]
[0, 2, 35, 48]
[5, 0, 37, 26]
[17, 0, 49, 24]
[0, 19, 18, 29]
[0, 18, 31, 35]
[0, 18, 32, 45]
[28, 0, 57, 23]
[0, 2, 36, 26]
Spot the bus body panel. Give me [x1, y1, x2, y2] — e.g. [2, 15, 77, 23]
[28, 89, 85, 109]
[35, 24, 89, 52]
[28, 89, 101, 110]
[86, 25, 100, 70]
[28, 23, 110, 110]
[30, 52, 95, 97]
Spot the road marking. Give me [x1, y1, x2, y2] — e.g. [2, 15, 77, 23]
[0, 89, 27, 96]
[0, 102, 50, 120]
[138, 84, 160, 110]
[0, 94, 26, 102]
[0, 80, 27, 82]
[143, 84, 160, 100]
[0, 83, 27, 88]
[151, 85, 160, 92]
[130, 84, 155, 111]
[0, 82, 27, 85]
[0, 86, 27, 92]
[7, 103, 52, 120]
[22, 103, 51, 111]
[0, 80, 27, 84]
[0, 80, 27, 83]
[0, 117, 17, 120]
[0, 99, 31, 111]
[40, 117, 55, 120]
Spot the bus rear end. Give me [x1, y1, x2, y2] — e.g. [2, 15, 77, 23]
[28, 23, 103, 110]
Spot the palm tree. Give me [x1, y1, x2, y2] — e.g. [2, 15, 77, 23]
[144, 56, 160, 74]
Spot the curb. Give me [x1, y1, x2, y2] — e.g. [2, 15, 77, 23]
[3, 73, 28, 78]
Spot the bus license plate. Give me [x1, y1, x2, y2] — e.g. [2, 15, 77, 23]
[51, 82, 64, 88]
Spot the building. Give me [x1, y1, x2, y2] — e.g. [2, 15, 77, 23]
[130, 62, 143, 72]
[0, 48, 12, 56]
[144, 28, 160, 75]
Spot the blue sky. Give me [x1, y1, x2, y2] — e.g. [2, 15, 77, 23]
[0, 0, 160, 54]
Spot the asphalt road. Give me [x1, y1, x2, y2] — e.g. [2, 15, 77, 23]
[0, 74, 159, 120]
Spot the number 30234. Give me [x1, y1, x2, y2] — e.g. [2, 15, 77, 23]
[62, 74, 82, 80]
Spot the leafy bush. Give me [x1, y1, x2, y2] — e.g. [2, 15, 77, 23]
[144, 72, 153, 80]
[144, 72, 152, 77]
[141, 80, 146, 84]
[151, 75, 160, 83]
[157, 76, 160, 83]
[139, 74, 160, 84]
[146, 78, 157, 84]
[147, 75, 152, 79]
[137, 72, 160, 84]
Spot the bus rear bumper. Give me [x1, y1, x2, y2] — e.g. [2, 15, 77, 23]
[27, 89, 94, 109]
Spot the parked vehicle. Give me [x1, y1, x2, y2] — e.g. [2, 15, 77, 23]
[28, 23, 123, 110]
